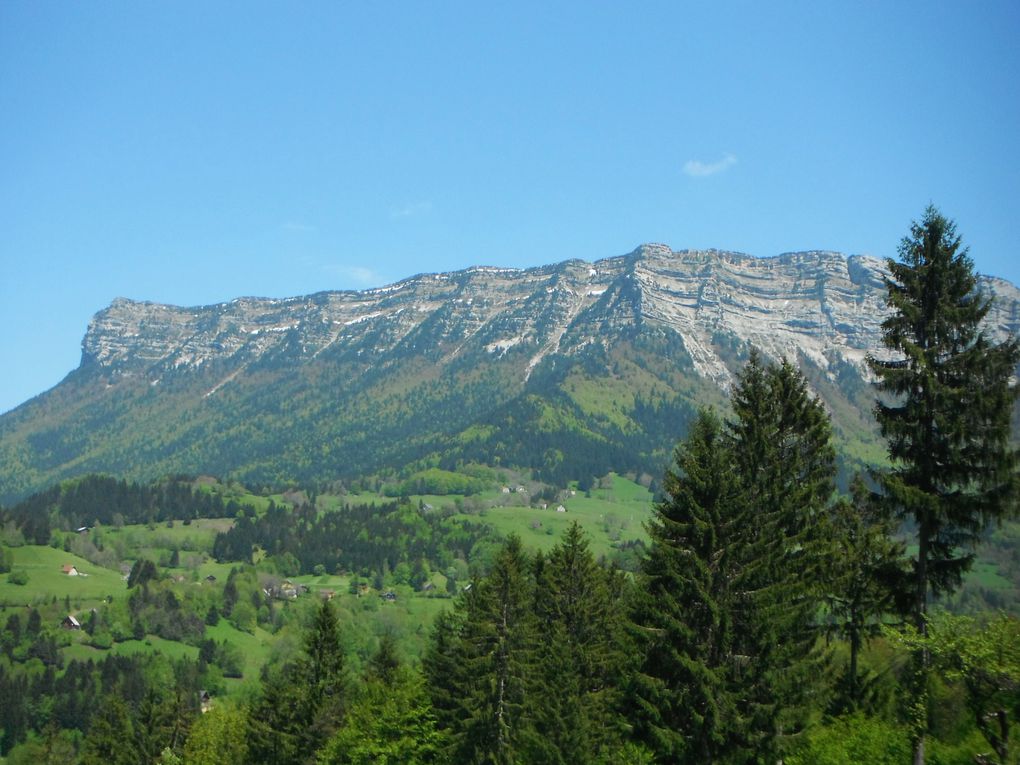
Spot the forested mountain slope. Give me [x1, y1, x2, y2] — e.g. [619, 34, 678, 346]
[2, 244, 1018, 502]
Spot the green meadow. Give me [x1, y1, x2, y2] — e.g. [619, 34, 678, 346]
[452, 473, 653, 558]
[0, 545, 125, 607]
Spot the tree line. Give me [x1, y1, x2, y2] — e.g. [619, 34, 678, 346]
[3, 474, 243, 543]
[211, 498, 495, 579]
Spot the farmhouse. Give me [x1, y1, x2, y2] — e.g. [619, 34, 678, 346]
[61, 615, 81, 630]
[61, 564, 80, 576]
[264, 580, 304, 600]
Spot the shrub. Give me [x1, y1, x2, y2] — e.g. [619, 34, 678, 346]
[786, 713, 911, 765]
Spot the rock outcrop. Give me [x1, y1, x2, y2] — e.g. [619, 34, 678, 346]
[81, 245, 1020, 391]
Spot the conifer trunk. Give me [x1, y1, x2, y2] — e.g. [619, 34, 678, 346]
[912, 518, 930, 765]
[848, 620, 860, 705]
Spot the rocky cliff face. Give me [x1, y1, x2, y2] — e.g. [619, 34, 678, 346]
[3, 245, 1018, 502]
[80, 245, 1020, 390]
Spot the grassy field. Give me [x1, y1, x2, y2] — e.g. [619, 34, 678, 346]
[64, 635, 201, 664]
[206, 620, 277, 681]
[451, 474, 653, 558]
[963, 560, 1013, 592]
[291, 572, 351, 594]
[91, 518, 230, 564]
[101, 517, 230, 547]
[59, 620, 275, 695]
[302, 475, 654, 561]
[0, 545, 125, 607]
[195, 479, 276, 513]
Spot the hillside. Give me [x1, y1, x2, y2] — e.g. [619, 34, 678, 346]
[2, 244, 1019, 502]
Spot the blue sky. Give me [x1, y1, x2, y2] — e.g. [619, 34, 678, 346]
[2, 1, 1019, 414]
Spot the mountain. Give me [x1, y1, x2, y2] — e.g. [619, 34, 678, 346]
[2, 244, 1019, 503]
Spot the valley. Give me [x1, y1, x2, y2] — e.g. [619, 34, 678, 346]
[1, 239, 1018, 764]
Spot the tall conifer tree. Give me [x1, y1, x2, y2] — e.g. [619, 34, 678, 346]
[423, 608, 465, 744]
[726, 351, 836, 754]
[298, 598, 347, 757]
[248, 670, 306, 765]
[633, 353, 836, 763]
[632, 408, 746, 762]
[444, 536, 537, 764]
[80, 695, 139, 765]
[248, 598, 346, 764]
[530, 521, 629, 763]
[823, 475, 908, 713]
[868, 206, 1019, 764]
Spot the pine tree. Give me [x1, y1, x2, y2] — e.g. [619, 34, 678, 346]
[247, 670, 305, 765]
[135, 688, 175, 763]
[301, 598, 346, 701]
[530, 521, 629, 763]
[297, 598, 347, 759]
[632, 408, 748, 762]
[726, 352, 836, 754]
[80, 694, 139, 765]
[127, 558, 158, 589]
[868, 206, 1019, 764]
[422, 608, 465, 742]
[367, 632, 401, 686]
[823, 475, 908, 713]
[248, 598, 346, 764]
[633, 354, 836, 763]
[433, 536, 537, 764]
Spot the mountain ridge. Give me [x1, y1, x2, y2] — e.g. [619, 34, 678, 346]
[3, 244, 1018, 503]
[77, 245, 1019, 388]
[79, 247, 885, 377]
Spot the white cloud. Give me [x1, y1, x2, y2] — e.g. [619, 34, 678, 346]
[389, 201, 432, 219]
[683, 153, 737, 178]
[292, 252, 381, 287]
[282, 221, 317, 232]
[323, 264, 380, 286]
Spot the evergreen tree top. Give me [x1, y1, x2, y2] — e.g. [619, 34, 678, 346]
[880, 205, 992, 362]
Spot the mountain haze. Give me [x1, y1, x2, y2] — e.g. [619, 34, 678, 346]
[3, 244, 1018, 502]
